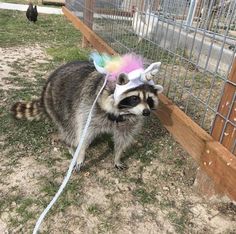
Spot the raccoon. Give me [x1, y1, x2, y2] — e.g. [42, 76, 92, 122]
[11, 59, 162, 170]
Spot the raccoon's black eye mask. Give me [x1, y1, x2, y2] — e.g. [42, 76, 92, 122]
[118, 96, 140, 109]
[147, 97, 155, 109]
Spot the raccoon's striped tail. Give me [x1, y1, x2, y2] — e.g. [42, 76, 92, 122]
[11, 99, 43, 121]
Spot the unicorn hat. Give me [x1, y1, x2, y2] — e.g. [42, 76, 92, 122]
[90, 52, 163, 104]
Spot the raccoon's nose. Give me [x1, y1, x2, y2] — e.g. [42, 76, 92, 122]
[142, 109, 150, 116]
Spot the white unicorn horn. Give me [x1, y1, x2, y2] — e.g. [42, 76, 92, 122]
[144, 62, 161, 74]
[144, 62, 161, 81]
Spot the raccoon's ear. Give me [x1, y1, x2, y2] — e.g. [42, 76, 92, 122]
[117, 73, 129, 85]
[154, 85, 163, 94]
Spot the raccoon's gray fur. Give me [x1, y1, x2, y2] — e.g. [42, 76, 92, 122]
[11, 61, 161, 169]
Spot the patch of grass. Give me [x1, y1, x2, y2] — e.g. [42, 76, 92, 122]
[192, 73, 212, 90]
[159, 197, 176, 210]
[39, 175, 84, 214]
[124, 146, 152, 164]
[98, 221, 114, 233]
[16, 197, 39, 223]
[2, 111, 53, 152]
[1, 99, 55, 170]
[133, 188, 156, 205]
[158, 200, 191, 233]
[47, 46, 89, 62]
[2, 0, 61, 6]
[87, 204, 102, 216]
[40, 177, 61, 197]
[123, 117, 166, 165]
[168, 211, 185, 233]
[129, 176, 144, 185]
[0, 194, 19, 213]
[39, 179, 77, 213]
[98, 214, 120, 233]
[8, 71, 18, 76]
[3, 76, 35, 87]
[0, 10, 82, 48]
[167, 205, 189, 234]
[0, 193, 40, 229]
[3, 0, 29, 4]
[173, 157, 185, 168]
[10, 61, 27, 72]
[114, 32, 173, 64]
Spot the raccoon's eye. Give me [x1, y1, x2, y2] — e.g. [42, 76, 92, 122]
[118, 96, 140, 108]
[129, 96, 139, 104]
[147, 97, 154, 109]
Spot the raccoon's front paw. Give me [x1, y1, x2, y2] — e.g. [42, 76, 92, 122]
[73, 162, 84, 173]
[115, 162, 128, 170]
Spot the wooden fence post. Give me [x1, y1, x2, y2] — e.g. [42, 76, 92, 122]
[212, 59, 236, 153]
[140, 0, 145, 12]
[195, 0, 203, 17]
[82, 0, 95, 48]
[154, 0, 161, 11]
[195, 59, 236, 198]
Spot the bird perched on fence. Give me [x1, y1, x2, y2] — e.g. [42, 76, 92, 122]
[26, 2, 38, 23]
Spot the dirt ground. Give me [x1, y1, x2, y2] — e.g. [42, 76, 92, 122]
[0, 43, 236, 234]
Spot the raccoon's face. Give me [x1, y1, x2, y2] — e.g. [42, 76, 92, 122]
[116, 73, 162, 116]
[117, 85, 160, 116]
[98, 73, 162, 117]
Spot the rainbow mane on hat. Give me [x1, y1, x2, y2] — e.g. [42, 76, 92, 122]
[90, 52, 144, 81]
[90, 52, 163, 104]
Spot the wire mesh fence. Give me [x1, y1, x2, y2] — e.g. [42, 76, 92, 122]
[66, 0, 236, 154]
